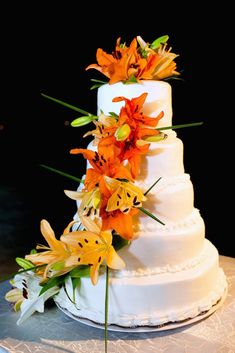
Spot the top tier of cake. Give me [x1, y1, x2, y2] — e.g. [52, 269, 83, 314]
[97, 80, 172, 128]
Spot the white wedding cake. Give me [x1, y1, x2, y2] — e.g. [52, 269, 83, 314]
[55, 80, 228, 327]
[6, 35, 227, 330]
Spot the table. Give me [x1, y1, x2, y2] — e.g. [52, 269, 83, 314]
[0, 255, 235, 353]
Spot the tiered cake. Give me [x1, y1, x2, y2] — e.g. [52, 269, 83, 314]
[55, 80, 228, 327]
[5, 34, 228, 330]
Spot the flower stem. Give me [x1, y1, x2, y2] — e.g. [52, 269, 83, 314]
[105, 266, 109, 353]
[41, 93, 94, 116]
[0, 264, 46, 283]
[157, 121, 203, 131]
[144, 177, 162, 196]
[139, 206, 165, 225]
[40, 164, 83, 183]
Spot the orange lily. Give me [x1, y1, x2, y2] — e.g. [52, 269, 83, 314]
[70, 148, 133, 191]
[83, 113, 117, 146]
[112, 94, 164, 177]
[61, 226, 125, 285]
[100, 207, 138, 241]
[25, 219, 80, 281]
[86, 37, 146, 84]
[104, 176, 146, 213]
[86, 36, 179, 84]
[113, 93, 163, 128]
[140, 45, 179, 80]
[89, 174, 137, 240]
[95, 93, 164, 178]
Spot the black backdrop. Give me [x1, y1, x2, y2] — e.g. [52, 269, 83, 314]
[0, 5, 233, 265]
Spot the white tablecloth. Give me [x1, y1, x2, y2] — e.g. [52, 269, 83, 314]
[0, 255, 235, 353]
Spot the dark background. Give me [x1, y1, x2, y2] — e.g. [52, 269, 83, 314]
[0, 5, 232, 274]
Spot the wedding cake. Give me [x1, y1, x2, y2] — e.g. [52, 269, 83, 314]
[55, 79, 227, 327]
[5, 35, 228, 329]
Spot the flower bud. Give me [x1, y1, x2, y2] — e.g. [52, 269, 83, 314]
[115, 124, 131, 141]
[15, 257, 34, 270]
[143, 132, 168, 142]
[150, 35, 169, 50]
[5, 288, 22, 303]
[71, 115, 97, 127]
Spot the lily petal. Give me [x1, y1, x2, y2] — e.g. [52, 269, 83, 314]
[17, 286, 59, 325]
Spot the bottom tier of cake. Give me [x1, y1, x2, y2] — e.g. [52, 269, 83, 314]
[54, 240, 228, 328]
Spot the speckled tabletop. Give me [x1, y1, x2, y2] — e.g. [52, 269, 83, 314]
[0, 255, 235, 353]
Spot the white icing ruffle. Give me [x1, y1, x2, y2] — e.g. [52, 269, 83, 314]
[54, 269, 228, 328]
[136, 173, 190, 192]
[112, 239, 210, 277]
[137, 207, 203, 232]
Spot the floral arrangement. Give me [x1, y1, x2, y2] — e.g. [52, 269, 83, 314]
[3, 35, 202, 353]
[5, 91, 167, 321]
[86, 35, 180, 85]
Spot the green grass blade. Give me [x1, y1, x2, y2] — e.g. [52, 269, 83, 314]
[40, 164, 83, 183]
[105, 266, 109, 353]
[157, 122, 203, 131]
[144, 177, 162, 196]
[139, 206, 165, 225]
[41, 93, 93, 116]
[0, 264, 46, 283]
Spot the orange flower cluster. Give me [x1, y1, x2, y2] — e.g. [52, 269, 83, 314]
[70, 92, 164, 240]
[86, 36, 180, 84]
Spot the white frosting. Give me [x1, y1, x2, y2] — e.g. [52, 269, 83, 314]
[119, 209, 205, 272]
[64, 80, 228, 327]
[55, 240, 227, 327]
[97, 80, 173, 127]
[136, 174, 194, 223]
[87, 131, 184, 180]
[136, 132, 185, 179]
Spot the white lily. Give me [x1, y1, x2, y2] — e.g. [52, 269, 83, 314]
[5, 271, 59, 325]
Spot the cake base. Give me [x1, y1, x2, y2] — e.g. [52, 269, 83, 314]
[55, 285, 227, 333]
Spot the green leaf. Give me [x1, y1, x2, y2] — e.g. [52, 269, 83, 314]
[15, 257, 34, 270]
[40, 164, 83, 183]
[39, 275, 65, 296]
[90, 78, 108, 90]
[50, 261, 65, 271]
[71, 115, 97, 127]
[41, 93, 93, 115]
[163, 75, 185, 82]
[138, 206, 165, 225]
[69, 265, 90, 278]
[150, 35, 169, 50]
[157, 122, 204, 131]
[124, 75, 138, 84]
[104, 266, 109, 353]
[0, 264, 46, 283]
[141, 49, 148, 59]
[91, 79, 108, 84]
[72, 277, 81, 291]
[30, 249, 37, 254]
[90, 84, 103, 90]
[144, 177, 162, 196]
[108, 112, 119, 119]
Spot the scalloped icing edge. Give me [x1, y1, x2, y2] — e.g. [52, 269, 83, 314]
[54, 268, 228, 328]
[111, 239, 211, 277]
[136, 207, 203, 232]
[136, 173, 191, 193]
